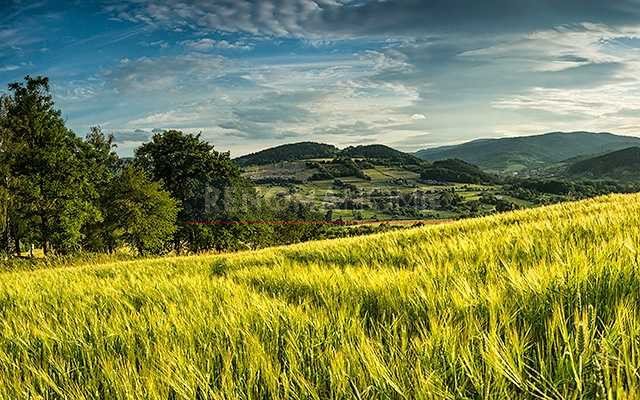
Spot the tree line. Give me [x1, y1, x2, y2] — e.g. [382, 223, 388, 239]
[0, 76, 327, 258]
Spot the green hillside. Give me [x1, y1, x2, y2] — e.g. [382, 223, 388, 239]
[567, 146, 640, 180]
[339, 144, 422, 165]
[237, 143, 422, 167]
[420, 158, 497, 184]
[416, 131, 640, 174]
[235, 142, 339, 166]
[2, 194, 640, 397]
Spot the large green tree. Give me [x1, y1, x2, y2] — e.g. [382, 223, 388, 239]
[80, 126, 121, 252]
[105, 166, 178, 255]
[135, 130, 248, 252]
[0, 76, 99, 255]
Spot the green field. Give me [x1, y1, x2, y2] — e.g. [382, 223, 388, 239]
[2, 194, 640, 398]
[251, 164, 503, 222]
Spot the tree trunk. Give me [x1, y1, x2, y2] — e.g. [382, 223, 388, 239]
[1, 220, 8, 255]
[2, 179, 9, 255]
[12, 227, 20, 257]
[136, 242, 144, 257]
[41, 216, 49, 257]
[174, 236, 181, 255]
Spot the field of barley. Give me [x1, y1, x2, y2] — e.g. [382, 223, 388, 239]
[2, 194, 640, 399]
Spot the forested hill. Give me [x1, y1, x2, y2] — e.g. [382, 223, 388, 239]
[234, 142, 339, 166]
[339, 144, 422, 165]
[420, 159, 497, 184]
[235, 142, 423, 167]
[567, 147, 640, 180]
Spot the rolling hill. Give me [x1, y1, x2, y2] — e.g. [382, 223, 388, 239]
[339, 144, 423, 165]
[1, 194, 640, 397]
[416, 131, 640, 174]
[567, 146, 640, 180]
[420, 158, 497, 184]
[235, 142, 339, 166]
[236, 142, 422, 167]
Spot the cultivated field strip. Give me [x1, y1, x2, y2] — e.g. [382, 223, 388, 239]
[1, 194, 640, 398]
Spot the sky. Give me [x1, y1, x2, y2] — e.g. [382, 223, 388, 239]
[2, 1, 640, 157]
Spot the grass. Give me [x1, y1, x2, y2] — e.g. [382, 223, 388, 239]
[2, 194, 640, 398]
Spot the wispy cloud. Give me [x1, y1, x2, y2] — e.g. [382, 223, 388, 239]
[0, 65, 20, 72]
[182, 38, 253, 51]
[103, 0, 640, 38]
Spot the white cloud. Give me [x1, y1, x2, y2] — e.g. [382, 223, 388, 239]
[103, 0, 640, 40]
[128, 110, 202, 126]
[97, 50, 427, 153]
[102, 53, 229, 94]
[360, 50, 413, 74]
[104, 0, 338, 38]
[493, 82, 640, 117]
[57, 3, 640, 156]
[0, 65, 20, 72]
[182, 38, 253, 51]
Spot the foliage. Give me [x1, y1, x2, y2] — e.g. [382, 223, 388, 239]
[0, 76, 100, 255]
[135, 130, 245, 252]
[80, 126, 121, 252]
[506, 178, 631, 198]
[106, 167, 179, 255]
[420, 158, 496, 184]
[307, 158, 370, 181]
[435, 189, 457, 208]
[2, 195, 640, 397]
[339, 144, 422, 165]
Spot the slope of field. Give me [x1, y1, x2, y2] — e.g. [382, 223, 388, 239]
[2, 194, 640, 398]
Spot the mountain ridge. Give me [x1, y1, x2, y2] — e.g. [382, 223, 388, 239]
[415, 131, 640, 173]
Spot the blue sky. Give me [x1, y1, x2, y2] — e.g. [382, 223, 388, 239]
[2, 1, 640, 157]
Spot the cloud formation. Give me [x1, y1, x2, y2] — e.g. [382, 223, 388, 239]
[5, 0, 640, 157]
[104, 0, 640, 38]
[182, 38, 253, 51]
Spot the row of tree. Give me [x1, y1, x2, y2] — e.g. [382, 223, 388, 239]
[0, 76, 326, 257]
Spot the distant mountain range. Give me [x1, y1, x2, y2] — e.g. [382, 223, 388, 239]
[235, 132, 640, 182]
[415, 132, 640, 174]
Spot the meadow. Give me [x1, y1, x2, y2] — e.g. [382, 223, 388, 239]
[2, 194, 640, 398]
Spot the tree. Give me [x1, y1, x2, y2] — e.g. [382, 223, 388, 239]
[0, 76, 99, 255]
[106, 166, 178, 255]
[80, 126, 121, 252]
[135, 130, 247, 252]
[0, 97, 12, 255]
[438, 190, 462, 210]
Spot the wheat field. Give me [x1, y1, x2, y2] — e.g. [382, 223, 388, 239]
[2, 194, 640, 399]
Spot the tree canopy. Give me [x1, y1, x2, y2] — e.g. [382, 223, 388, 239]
[0, 77, 179, 256]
